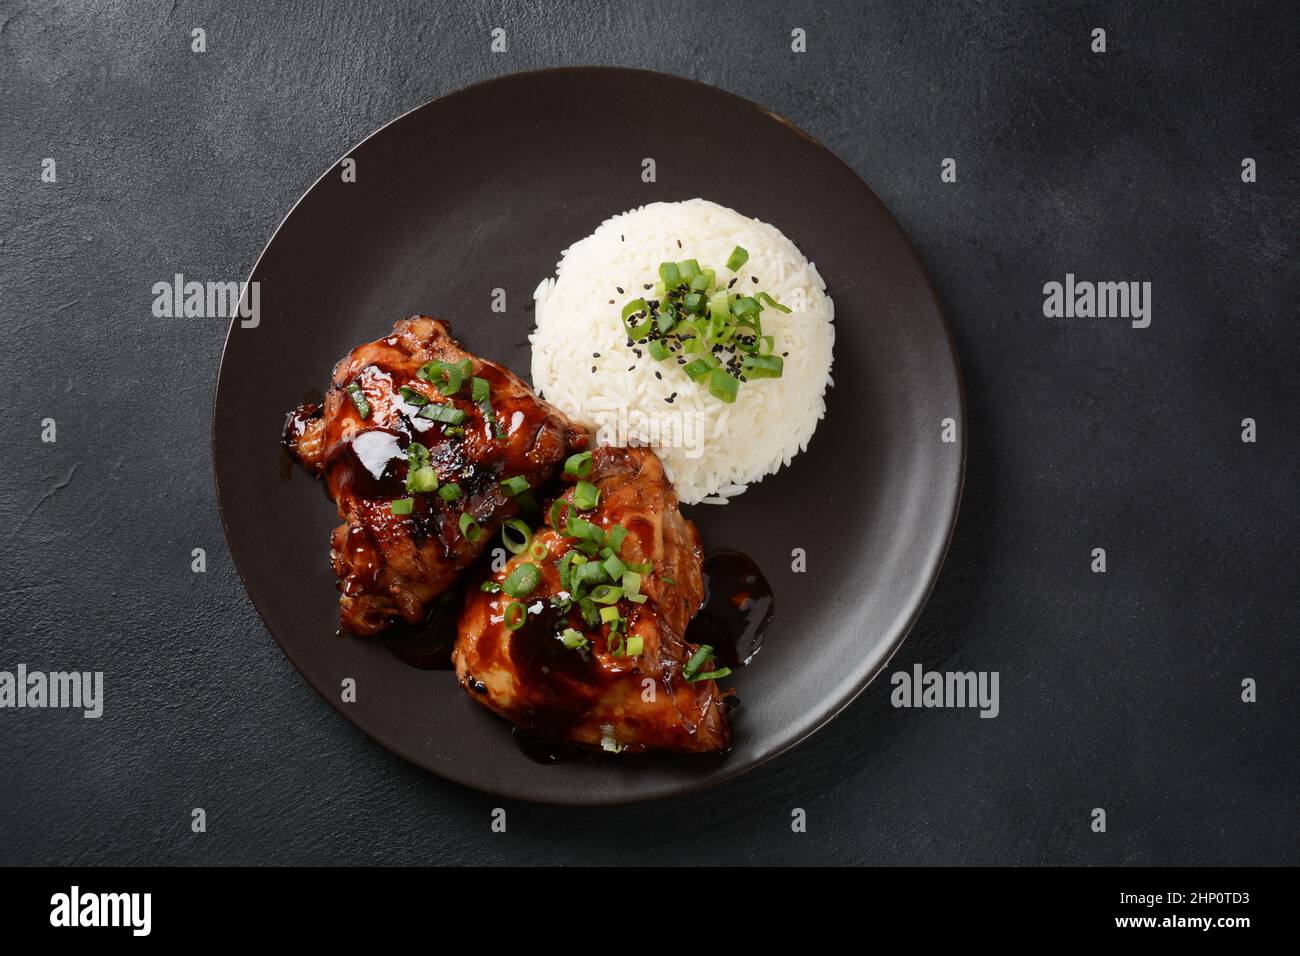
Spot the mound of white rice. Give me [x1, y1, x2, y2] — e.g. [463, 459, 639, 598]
[531, 199, 835, 505]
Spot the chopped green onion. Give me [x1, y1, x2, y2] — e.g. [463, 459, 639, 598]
[683, 356, 718, 381]
[398, 385, 428, 406]
[563, 450, 593, 478]
[677, 259, 700, 283]
[573, 561, 608, 589]
[501, 519, 531, 554]
[573, 480, 600, 511]
[602, 553, 626, 581]
[725, 246, 749, 271]
[458, 512, 481, 542]
[529, 540, 550, 561]
[683, 645, 717, 681]
[757, 290, 792, 313]
[436, 363, 463, 395]
[708, 290, 730, 323]
[479, 581, 502, 593]
[648, 339, 672, 361]
[557, 551, 577, 591]
[565, 514, 594, 539]
[560, 628, 588, 649]
[500, 475, 529, 497]
[502, 562, 541, 598]
[742, 354, 784, 379]
[589, 584, 622, 605]
[695, 668, 732, 681]
[682, 292, 704, 314]
[626, 561, 652, 574]
[418, 403, 466, 425]
[622, 570, 644, 602]
[390, 497, 413, 515]
[504, 601, 527, 630]
[732, 295, 760, 318]
[346, 383, 371, 419]
[606, 524, 628, 553]
[656, 304, 677, 334]
[438, 483, 462, 502]
[599, 605, 621, 625]
[579, 598, 600, 628]
[708, 369, 739, 403]
[549, 498, 572, 531]
[406, 466, 439, 492]
[471, 376, 490, 403]
[621, 298, 649, 327]
[661, 576, 674, 585]
[658, 261, 680, 287]
[625, 636, 644, 656]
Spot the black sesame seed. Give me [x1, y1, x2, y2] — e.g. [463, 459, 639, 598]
[591, 366, 597, 373]
[616, 287, 624, 294]
[620, 234, 625, 241]
[626, 339, 634, 347]
[751, 276, 758, 284]
[728, 278, 737, 288]
[608, 299, 614, 304]
[633, 348, 642, 357]
[676, 239, 682, 248]
[654, 371, 662, 380]
[593, 352, 600, 358]
[782, 351, 789, 357]
[628, 365, 636, 371]
[644, 283, 652, 290]
[677, 357, 686, 365]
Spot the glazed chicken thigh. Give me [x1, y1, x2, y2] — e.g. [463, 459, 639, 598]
[455, 446, 732, 754]
[284, 316, 587, 635]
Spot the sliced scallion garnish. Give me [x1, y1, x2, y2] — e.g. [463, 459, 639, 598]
[390, 497, 413, 515]
[418, 403, 466, 425]
[602, 553, 626, 581]
[573, 480, 600, 511]
[502, 562, 541, 598]
[683, 645, 716, 681]
[438, 483, 462, 502]
[563, 450, 593, 478]
[501, 519, 531, 554]
[504, 601, 527, 630]
[346, 382, 371, 419]
[458, 512, 481, 542]
[606, 524, 628, 553]
[725, 245, 749, 271]
[589, 584, 622, 605]
[708, 368, 739, 403]
[560, 628, 588, 649]
[500, 475, 529, 497]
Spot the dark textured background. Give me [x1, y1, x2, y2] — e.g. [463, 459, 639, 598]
[1, 0, 1295, 865]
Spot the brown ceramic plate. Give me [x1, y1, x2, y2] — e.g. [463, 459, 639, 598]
[212, 67, 964, 805]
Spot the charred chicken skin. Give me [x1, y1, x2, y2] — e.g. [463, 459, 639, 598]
[454, 446, 732, 754]
[284, 316, 588, 635]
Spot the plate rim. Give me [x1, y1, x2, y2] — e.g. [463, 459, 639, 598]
[211, 65, 967, 806]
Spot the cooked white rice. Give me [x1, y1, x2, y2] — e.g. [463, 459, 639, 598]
[531, 199, 834, 505]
